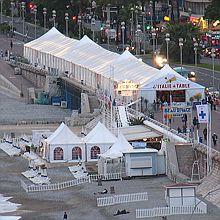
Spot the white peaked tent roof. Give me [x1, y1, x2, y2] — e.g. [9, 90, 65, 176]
[141, 64, 205, 91]
[91, 50, 160, 84]
[61, 35, 119, 70]
[114, 50, 140, 63]
[84, 122, 117, 144]
[24, 28, 160, 86]
[24, 27, 79, 57]
[46, 122, 83, 145]
[100, 133, 133, 159]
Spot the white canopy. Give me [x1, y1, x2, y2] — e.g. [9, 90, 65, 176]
[24, 28, 204, 102]
[141, 64, 205, 91]
[84, 121, 117, 144]
[24, 27, 79, 58]
[46, 122, 82, 145]
[24, 28, 160, 86]
[100, 133, 133, 159]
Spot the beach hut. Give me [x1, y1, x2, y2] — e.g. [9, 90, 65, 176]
[98, 133, 133, 175]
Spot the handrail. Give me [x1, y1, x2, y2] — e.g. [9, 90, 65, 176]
[127, 108, 191, 142]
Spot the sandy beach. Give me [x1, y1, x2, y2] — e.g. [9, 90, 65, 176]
[2, 147, 220, 220]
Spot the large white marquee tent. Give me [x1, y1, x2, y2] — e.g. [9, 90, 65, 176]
[24, 28, 204, 103]
[141, 64, 205, 103]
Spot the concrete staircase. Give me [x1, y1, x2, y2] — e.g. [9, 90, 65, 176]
[197, 162, 220, 207]
[88, 95, 100, 113]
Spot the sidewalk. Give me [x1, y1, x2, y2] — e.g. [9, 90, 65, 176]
[153, 107, 220, 151]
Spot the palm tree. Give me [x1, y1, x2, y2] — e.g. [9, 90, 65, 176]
[160, 22, 201, 64]
[129, 116, 145, 126]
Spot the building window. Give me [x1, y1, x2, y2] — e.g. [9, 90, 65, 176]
[54, 147, 63, 160]
[72, 147, 82, 160]
[91, 146, 100, 159]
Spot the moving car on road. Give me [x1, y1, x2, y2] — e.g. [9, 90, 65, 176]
[173, 67, 196, 79]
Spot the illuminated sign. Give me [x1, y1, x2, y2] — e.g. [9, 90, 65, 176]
[121, 91, 132, 96]
[116, 80, 139, 91]
[163, 106, 192, 117]
[153, 83, 190, 90]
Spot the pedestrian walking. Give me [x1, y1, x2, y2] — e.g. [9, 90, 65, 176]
[213, 99, 217, 111]
[10, 40, 13, 50]
[177, 127, 182, 133]
[203, 128, 207, 141]
[63, 212, 67, 220]
[193, 116, 199, 129]
[212, 133, 218, 146]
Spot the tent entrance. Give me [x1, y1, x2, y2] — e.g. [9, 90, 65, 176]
[156, 90, 186, 103]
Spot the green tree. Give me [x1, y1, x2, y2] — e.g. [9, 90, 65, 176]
[205, 0, 220, 21]
[160, 23, 201, 64]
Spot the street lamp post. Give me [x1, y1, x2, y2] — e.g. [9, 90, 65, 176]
[0, 0, 3, 24]
[33, 6, 37, 39]
[121, 21, 125, 51]
[52, 10, 56, 27]
[135, 7, 139, 29]
[65, 12, 69, 37]
[168, 4, 172, 20]
[193, 42, 198, 67]
[165, 33, 170, 63]
[21, 2, 25, 36]
[149, 1, 153, 29]
[43, 8, 47, 31]
[106, 23, 110, 50]
[130, 7, 134, 47]
[91, 17, 96, 41]
[211, 48, 216, 89]
[142, 12, 146, 55]
[135, 25, 141, 55]
[152, 28, 156, 53]
[179, 38, 184, 75]
[11, 1, 15, 33]
[78, 15, 82, 39]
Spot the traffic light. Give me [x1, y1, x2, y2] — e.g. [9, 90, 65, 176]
[145, 25, 151, 30]
[72, 16, 77, 21]
[28, 2, 34, 10]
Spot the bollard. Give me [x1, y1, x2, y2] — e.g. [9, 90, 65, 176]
[97, 177, 102, 186]
[110, 186, 115, 194]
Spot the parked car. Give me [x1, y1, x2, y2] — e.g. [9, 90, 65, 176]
[173, 67, 196, 79]
[116, 44, 135, 52]
[203, 45, 220, 58]
[14, 67, 21, 75]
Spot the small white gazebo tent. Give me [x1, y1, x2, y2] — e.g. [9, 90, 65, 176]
[44, 122, 84, 163]
[98, 133, 133, 175]
[100, 133, 133, 159]
[83, 122, 117, 161]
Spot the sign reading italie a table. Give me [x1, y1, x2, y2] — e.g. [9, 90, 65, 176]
[153, 83, 190, 90]
[152, 75, 190, 90]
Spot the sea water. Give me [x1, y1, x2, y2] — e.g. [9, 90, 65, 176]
[0, 194, 21, 220]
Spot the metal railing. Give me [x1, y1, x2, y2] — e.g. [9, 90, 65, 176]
[136, 204, 207, 218]
[97, 192, 148, 207]
[127, 108, 191, 142]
